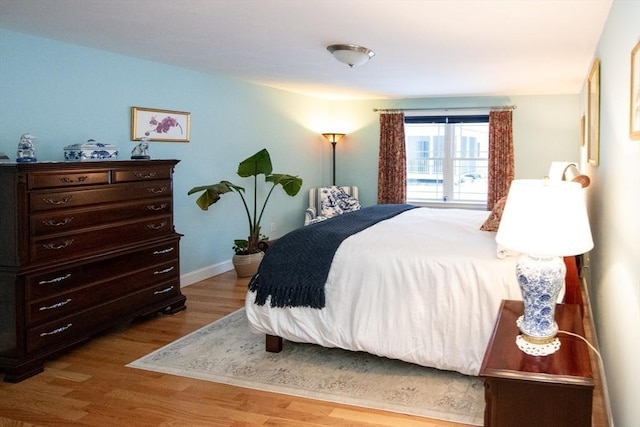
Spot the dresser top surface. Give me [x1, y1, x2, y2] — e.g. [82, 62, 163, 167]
[0, 159, 179, 171]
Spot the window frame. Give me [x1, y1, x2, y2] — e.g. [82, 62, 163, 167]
[405, 114, 489, 210]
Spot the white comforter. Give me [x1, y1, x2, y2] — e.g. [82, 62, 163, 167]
[245, 207, 524, 376]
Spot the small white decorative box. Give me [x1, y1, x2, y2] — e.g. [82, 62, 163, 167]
[64, 139, 119, 161]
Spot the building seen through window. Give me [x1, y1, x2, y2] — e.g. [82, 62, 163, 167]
[405, 115, 489, 204]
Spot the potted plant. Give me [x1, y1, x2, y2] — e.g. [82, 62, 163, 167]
[188, 148, 303, 276]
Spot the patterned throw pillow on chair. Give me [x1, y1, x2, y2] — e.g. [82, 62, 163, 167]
[320, 186, 361, 218]
[335, 187, 361, 213]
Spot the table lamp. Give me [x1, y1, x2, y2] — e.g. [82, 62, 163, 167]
[495, 179, 593, 355]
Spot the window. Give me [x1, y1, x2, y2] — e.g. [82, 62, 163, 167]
[405, 115, 489, 205]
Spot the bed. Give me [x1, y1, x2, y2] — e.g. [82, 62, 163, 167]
[244, 203, 582, 376]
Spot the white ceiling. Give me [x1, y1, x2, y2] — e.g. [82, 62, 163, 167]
[0, 0, 612, 100]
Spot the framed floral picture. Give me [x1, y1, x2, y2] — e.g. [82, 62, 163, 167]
[631, 41, 640, 140]
[587, 58, 600, 166]
[131, 107, 191, 142]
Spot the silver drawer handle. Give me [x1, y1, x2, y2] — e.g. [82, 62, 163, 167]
[135, 171, 157, 179]
[43, 239, 74, 250]
[153, 247, 174, 255]
[147, 186, 167, 194]
[147, 203, 167, 211]
[40, 323, 72, 336]
[43, 196, 73, 205]
[147, 221, 167, 230]
[39, 273, 71, 285]
[39, 299, 72, 311]
[58, 176, 88, 184]
[154, 266, 175, 275]
[43, 217, 74, 227]
[154, 286, 174, 295]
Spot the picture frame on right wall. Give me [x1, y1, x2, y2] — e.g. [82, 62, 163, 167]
[587, 58, 600, 165]
[630, 41, 640, 140]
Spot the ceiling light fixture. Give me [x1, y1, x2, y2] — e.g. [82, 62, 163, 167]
[327, 44, 375, 68]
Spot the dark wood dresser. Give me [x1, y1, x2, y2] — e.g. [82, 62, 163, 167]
[480, 300, 593, 427]
[0, 160, 186, 382]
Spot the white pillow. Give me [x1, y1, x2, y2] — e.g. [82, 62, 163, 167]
[496, 244, 519, 259]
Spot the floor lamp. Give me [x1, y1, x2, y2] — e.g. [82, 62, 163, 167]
[322, 133, 345, 185]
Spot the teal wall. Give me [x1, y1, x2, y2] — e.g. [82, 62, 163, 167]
[583, 1, 640, 425]
[0, 30, 331, 276]
[0, 29, 582, 276]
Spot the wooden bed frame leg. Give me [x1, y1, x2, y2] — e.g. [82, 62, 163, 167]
[265, 334, 283, 353]
[563, 255, 585, 318]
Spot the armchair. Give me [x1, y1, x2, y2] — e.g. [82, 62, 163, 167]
[304, 186, 359, 225]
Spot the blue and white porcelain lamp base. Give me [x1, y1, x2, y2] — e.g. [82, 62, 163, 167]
[515, 254, 565, 356]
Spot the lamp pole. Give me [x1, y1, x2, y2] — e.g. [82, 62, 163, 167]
[331, 141, 337, 185]
[322, 133, 345, 186]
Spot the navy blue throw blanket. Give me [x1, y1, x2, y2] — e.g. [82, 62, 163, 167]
[248, 204, 417, 308]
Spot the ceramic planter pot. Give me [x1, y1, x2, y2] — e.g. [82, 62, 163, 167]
[232, 251, 264, 277]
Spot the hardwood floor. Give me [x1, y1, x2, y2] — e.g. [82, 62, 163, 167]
[0, 271, 609, 426]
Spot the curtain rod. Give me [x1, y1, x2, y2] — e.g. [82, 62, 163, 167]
[373, 105, 517, 113]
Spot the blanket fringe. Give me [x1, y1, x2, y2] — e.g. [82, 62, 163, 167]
[250, 273, 325, 308]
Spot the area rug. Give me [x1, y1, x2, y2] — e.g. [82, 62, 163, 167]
[128, 309, 484, 425]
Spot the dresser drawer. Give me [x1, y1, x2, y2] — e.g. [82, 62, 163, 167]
[1, 160, 184, 382]
[27, 280, 182, 353]
[26, 238, 179, 300]
[30, 216, 174, 263]
[27, 259, 179, 325]
[112, 167, 173, 183]
[28, 170, 110, 190]
[30, 197, 173, 236]
[30, 180, 172, 212]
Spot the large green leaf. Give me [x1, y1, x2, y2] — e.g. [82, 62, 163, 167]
[187, 181, 244, 210]
[237, 148, 272, 178]
[266, 174, 303, 196]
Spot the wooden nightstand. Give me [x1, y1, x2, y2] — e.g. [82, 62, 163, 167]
[480, 300, 594, 427]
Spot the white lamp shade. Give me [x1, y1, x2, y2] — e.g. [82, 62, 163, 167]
[495, 179, 593, 257]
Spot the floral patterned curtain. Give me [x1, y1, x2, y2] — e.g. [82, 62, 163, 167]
[377, 113, 407, 204]
[487, 110, 514, 209]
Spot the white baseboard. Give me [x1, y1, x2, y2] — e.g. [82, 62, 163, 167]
[180, 260, 233, 287]
[581, 271, 614, 427]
